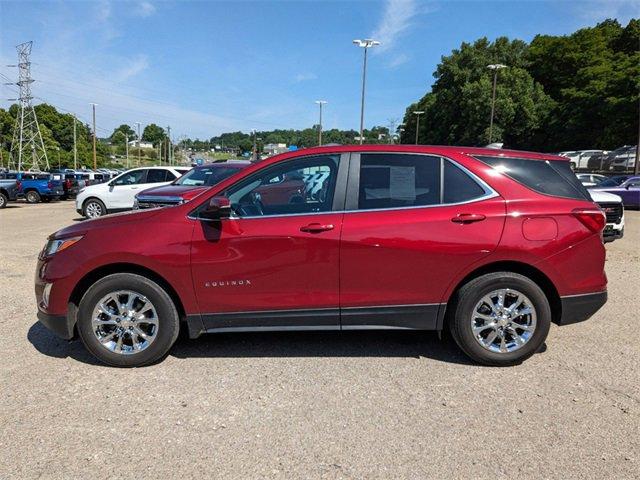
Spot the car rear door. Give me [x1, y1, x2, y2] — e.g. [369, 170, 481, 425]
[189, 153, 348, 331]
[339, 152, 505, 330]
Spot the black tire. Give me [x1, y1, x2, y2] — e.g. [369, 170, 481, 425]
[41, 197, 51, 203]
[448, 272, 551, 366]
[25, 190, 41, 203]
[83, 198, 107, 218]
[0, 192, 7, 208]
[76, 273, 180, 367]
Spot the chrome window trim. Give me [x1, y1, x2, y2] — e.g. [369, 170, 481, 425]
[137, 195, 184, 203]
[186, 153, 499, 221]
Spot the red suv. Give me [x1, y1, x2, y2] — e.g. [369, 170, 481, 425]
[35, 146, 607, 367]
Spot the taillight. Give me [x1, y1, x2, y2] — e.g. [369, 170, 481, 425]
[16, 180, 22, 191]
[65, 179, 72, 188]
[572, 207, 606, 233]
[47, 181, 53, 189]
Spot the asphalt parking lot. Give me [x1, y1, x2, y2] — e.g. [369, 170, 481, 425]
[0, 201, 638, 479]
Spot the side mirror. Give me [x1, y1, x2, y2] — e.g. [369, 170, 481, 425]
[200, 196, 232, 220]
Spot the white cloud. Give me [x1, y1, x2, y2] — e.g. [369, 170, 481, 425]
[115, 55, 150, 82]
[135, 1, 157, 18]
[371, 0, 419, 53]
[387, 53, 410, 68]
[579, 0, 639, 24]
[294, 72, 317, 82]
[96, 0, 112, 22]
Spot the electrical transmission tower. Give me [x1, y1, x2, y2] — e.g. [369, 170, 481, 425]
[6, 41, 49, 171]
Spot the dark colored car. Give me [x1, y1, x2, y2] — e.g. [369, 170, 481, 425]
[36, 145, 607, 368]
[135, 162, 250, 209]
[591, 176, 640, 209]
[0, 177, 20, 208]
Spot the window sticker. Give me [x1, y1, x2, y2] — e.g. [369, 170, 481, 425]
[389, 166, 416, 201]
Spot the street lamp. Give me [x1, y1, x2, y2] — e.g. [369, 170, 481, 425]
[353, 38, 381, 145]
[487, 64, 507, 143]
[413, 111, 424, 145]
[315, 100, 327, 146]
[135, 122, 142, 166]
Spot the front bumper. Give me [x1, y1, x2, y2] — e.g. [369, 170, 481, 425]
[557, 291, 607, 326]
[37, 310, 75, 339]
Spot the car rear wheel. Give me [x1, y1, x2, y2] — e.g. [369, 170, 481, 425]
[77, 273, 180, 367]
[448, 272, 551, 366]
[25, 190, 41, 203]
[0, 192, 7, 208]
[83, 198, 106, 218]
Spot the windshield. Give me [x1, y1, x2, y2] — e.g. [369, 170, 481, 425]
[175, 166, 239, 186]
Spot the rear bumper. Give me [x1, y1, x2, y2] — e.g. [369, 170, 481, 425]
[37, 310, 75, 339]
[557, 291, 607, 326]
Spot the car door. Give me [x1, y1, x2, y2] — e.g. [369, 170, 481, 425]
[108, 169, 147, 209]
[189, 153, 348, 332]
[339, 152, 505, 330]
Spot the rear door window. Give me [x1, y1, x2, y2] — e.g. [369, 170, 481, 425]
[145, 169, 169, 183]
[475, 156, 590, 200]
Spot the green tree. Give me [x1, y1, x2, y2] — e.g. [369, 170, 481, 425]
[142, 123, 166, 147]
[400, 37, 554, 149]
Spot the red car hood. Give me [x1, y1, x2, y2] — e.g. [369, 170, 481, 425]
[138, 184, 209, 201]
[53, 208, 162, 238]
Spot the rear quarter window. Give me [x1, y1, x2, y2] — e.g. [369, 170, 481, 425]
[475, 155, 591, 200]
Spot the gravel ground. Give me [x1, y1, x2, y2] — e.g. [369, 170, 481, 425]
[0, 201, 638, 479]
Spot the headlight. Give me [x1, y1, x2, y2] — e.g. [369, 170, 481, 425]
[43, 235, 84, 256]
[78, 188, 86, 194]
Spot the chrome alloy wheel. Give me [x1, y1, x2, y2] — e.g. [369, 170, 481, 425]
[91, 290, 159, 355]
[85, 201, 103, 218]
[471, 289, 537, 354]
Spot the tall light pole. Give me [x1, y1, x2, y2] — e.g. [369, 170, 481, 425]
[72, 114, 77, 170]
[353, 39, 380, 145]
[135, 122, 141, 166]
[315, 100, 327, 146]
[90, 103, 98, 169]
[487, 64, 507, 143]
[413, 111, 424, 145]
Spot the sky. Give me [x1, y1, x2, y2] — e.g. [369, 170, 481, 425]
[0, 0, 638, 140]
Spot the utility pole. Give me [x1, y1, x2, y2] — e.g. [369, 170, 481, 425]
[90, 103, 97, 169]
[135, 122, 141, 166]
[413, 111, 424, 145]
[125, 133, 129, 168]
[252, 129, 257, 161]
[315, 100, 327, 146]
[487, 64, 507, 144]
[72, 114, 78, 170]
[167, 126, 172, 165]
[55, 146, 60, 169]
[353, 39, 380, 145]
[6, 41, 49, 171]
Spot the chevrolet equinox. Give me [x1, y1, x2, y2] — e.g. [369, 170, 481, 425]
[35, 145, 608, 367]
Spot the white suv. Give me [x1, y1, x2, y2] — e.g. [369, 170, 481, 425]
[76, 166, 190, 218]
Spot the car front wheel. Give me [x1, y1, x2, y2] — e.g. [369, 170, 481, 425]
[0, 192, 7, 208]
[76, 273, 180, 367]
[83, 198, 107, 218]
[449, 272, 551, 366]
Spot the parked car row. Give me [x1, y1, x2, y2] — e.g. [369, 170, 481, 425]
[560, 146, 638, 171]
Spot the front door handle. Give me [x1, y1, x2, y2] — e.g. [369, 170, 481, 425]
[451, 213, 486, 224]
[300, 223, 334, 233]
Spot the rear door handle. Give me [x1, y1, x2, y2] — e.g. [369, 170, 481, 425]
[451, 213, 486, 224]
[300, 223, 334, 233]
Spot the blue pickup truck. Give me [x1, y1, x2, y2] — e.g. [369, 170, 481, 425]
[0, 172, 64, 203]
